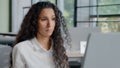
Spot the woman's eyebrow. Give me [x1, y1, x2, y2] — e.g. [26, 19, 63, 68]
[39, 16, 47, 19]
[39, 15, 55, 18]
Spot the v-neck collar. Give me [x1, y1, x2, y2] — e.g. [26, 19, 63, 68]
[31, 37, 53, 53]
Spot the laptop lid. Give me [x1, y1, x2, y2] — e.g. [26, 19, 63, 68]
[81, 32, 120, 68]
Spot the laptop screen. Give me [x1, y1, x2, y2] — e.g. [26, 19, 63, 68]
[81, 32, 120, 68]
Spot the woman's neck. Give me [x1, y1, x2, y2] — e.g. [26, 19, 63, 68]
[36, 35, 51, 50]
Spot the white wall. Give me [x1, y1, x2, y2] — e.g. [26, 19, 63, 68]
[12, 0, 31, 33]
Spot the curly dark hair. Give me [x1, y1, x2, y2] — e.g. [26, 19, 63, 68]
[10, 1, 71, 68]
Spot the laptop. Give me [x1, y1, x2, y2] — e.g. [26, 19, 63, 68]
[81, 32, 120, 68]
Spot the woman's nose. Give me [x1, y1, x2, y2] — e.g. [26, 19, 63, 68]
[47, 19, 53, 27]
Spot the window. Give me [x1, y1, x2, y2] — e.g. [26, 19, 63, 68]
[75, 0, 120, 32]
[75, 0, 92, 27]
[90, 0, 120, 32]
[63, 0, 74, 27]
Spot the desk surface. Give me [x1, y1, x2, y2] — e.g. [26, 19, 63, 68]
[67, 51, 84, 58]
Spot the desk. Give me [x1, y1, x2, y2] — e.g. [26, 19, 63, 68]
[67, 51, 84, 58]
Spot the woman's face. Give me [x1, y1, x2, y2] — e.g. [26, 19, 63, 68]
[37, 8, 56, 37]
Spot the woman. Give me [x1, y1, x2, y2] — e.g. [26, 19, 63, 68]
[10, 1, 71, 68]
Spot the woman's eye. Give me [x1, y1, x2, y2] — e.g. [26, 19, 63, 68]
[41, 18, 47, 21]
[52, 18, 56, 21]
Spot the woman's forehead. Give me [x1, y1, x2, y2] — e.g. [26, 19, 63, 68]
[39, 8, 55, 16]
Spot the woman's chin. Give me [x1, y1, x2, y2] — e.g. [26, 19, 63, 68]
[44, 33, 53, 37]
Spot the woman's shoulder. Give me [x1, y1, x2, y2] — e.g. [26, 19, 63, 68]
[13, 40, 32, 52]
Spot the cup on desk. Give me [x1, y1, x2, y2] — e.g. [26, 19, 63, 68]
[80, 41, 87, 55]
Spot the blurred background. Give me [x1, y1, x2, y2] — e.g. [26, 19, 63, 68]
[0, 0, 120, 68]
[0, 0, 120, 33]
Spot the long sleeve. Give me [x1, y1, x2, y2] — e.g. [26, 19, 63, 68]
[12, 45, 25, 68]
